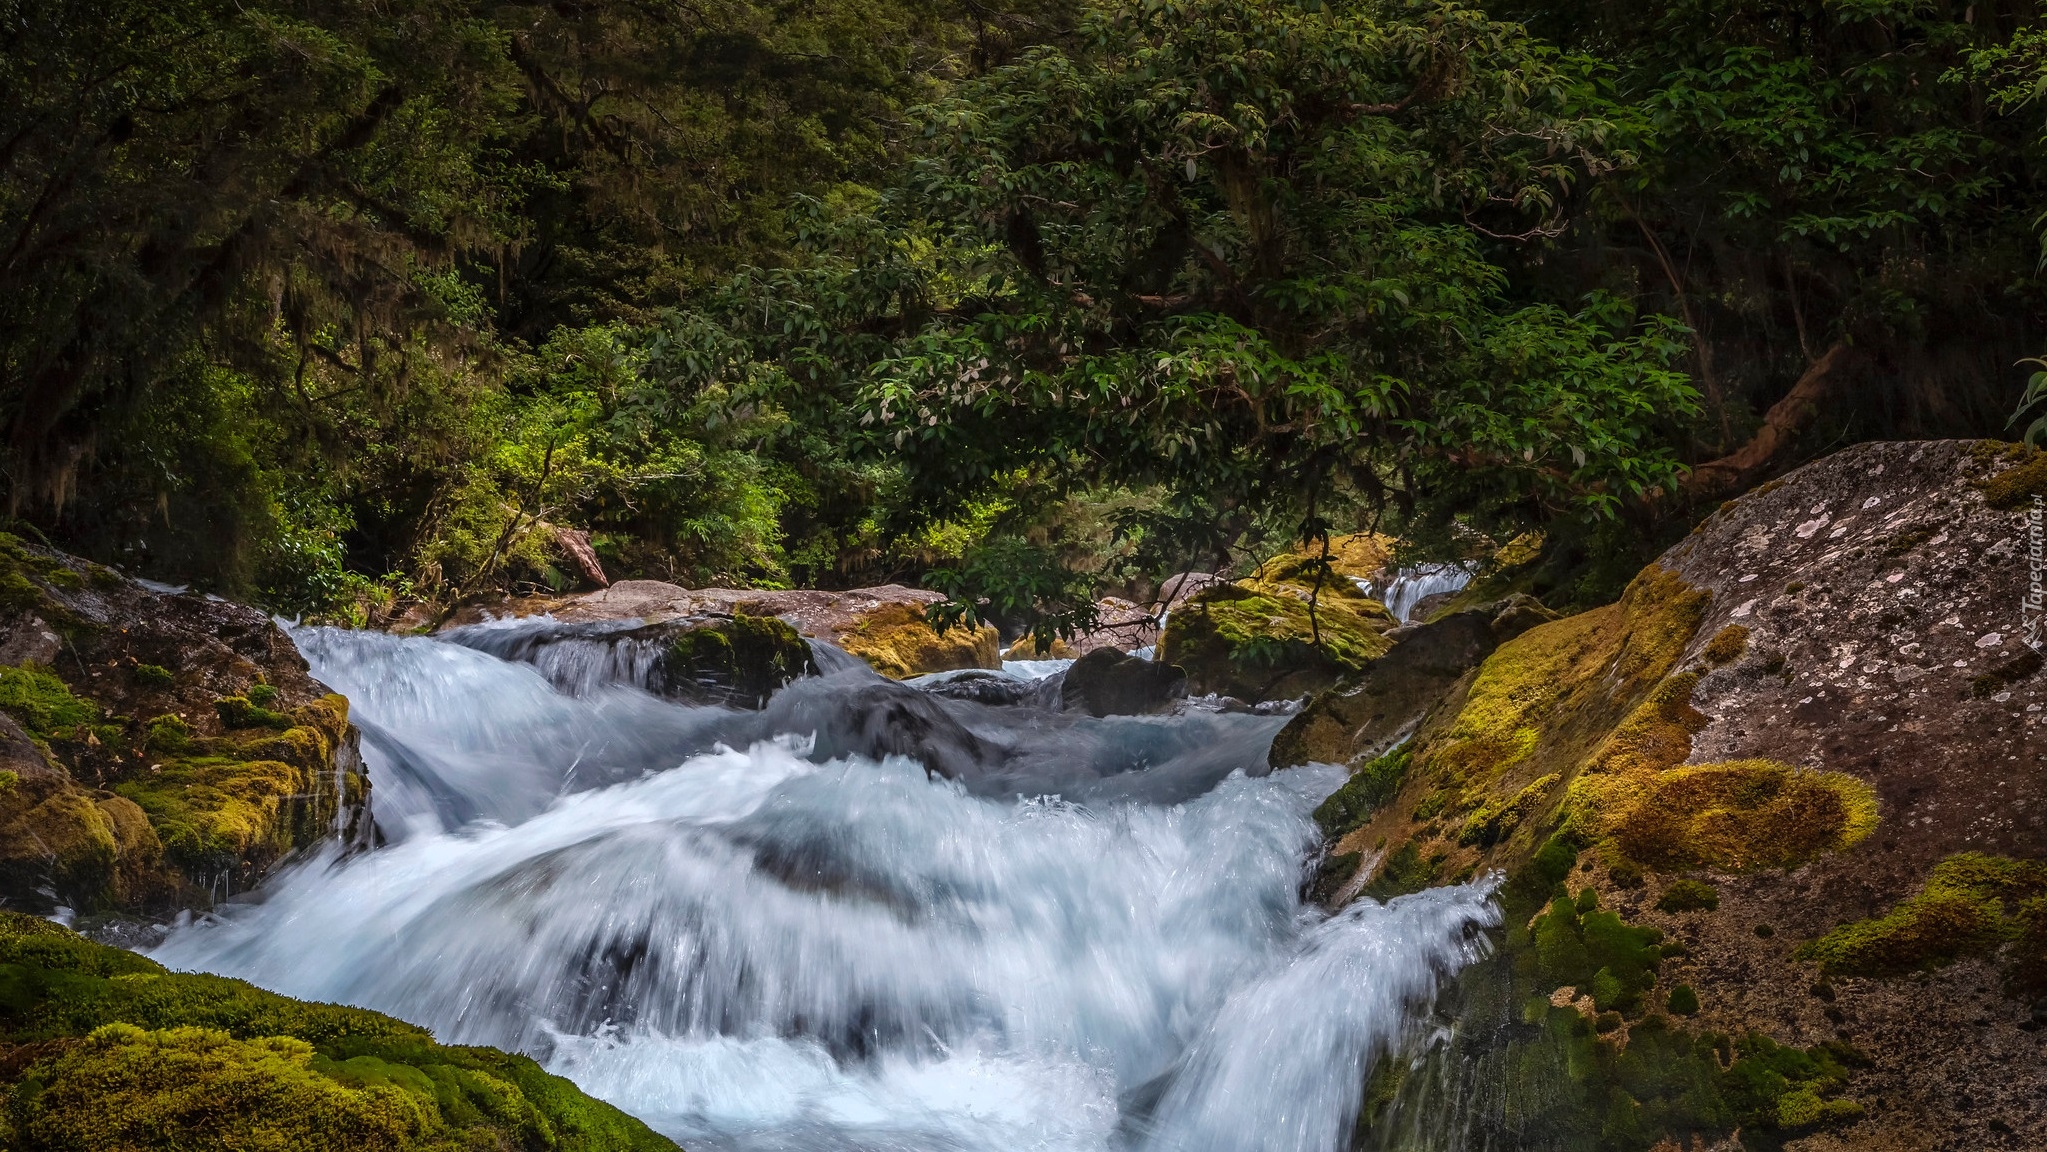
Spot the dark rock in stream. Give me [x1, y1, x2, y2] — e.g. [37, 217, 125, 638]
[1059, 648, 1188, 717]
[446, 614, 815, 708]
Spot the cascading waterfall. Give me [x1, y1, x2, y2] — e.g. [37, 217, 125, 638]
[1364, 564, 1476, 623]
[155, 621, 1499, 1152]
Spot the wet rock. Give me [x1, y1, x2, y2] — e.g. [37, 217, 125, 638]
[1337, 440, 2047, 1150]
[475, 581, 999, 680]
[0, 534, 366, 915]
[1159, 573, 1396, 702]
[912, 670, 1046, 707]
[1059, 649, 1188, 717]
[1270, 610, 1499, 769]
[447, 614, 815, 707]
[761, 678, 1003, 780]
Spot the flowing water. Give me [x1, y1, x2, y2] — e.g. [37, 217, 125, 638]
[154, 621, 1499, 1152]
[1363, 565, 1476, 624]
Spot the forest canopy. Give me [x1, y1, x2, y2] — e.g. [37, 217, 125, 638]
[2, 0, 2041, 628]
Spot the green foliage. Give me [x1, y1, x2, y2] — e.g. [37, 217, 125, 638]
[0, 666, 121, 747]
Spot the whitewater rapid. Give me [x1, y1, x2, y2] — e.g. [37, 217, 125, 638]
[154, 623, 1499, 1152]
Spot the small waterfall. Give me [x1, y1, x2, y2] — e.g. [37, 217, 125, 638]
[158, 620, 1498, 1152]
[1365, 564, 1476, 623]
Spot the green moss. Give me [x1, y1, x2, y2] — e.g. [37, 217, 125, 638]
[119, 697, 355, 880]
[1362, 840, 1443, 900]
[1973, 443, 2047, 510]
[1655, 879, 1719, 913]
[0, 665, 121, 747]
[215, 695, 294, 730]
[1458, 773, 1560, 848]
[1666, 985, 1699, 1015]
[247, 682, 280, 707]
[1797, 852, 2047, 978]
[0, 912, 676, 1151]
[1312, 745, 1411, 840]
[1159, 580, 1394, 699]
[662, 614, 817, 706]
[132, 664, 175, 689]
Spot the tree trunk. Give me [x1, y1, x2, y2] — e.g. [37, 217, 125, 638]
[1681, 341, 1859, 498]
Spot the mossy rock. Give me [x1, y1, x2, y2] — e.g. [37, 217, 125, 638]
[1159, 580, 1394, 701]
[1969, 440, 2047, 510]
[1797, 852, 2047, 980]
[837, 603, 1000, 680]
[656, 614, 817, 707]
[0, 911, 677, 1151]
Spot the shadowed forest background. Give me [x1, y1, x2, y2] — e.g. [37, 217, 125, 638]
[4, 0, 2044, 632]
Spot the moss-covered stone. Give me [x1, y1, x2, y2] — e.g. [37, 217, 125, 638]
[0, 539, 371, 916]
[838, 603, 1000, 680]
[1159, 578, 1394, 700]
[1970, 440, 2047, 510]
[115, 695, 357, 886]
[658, 613, 817, 707]
[1797, 853, 2047, 980]
[1654, 879, 1719, 914]
[0, 912, 677, 1151]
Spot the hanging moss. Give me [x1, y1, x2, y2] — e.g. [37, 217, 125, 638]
[0, 912, 677, 1152]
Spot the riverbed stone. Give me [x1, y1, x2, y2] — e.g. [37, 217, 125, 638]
[1059, 648, 1188, 717]
[468, 581, 1001, 680]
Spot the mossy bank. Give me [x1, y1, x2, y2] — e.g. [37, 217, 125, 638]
[1296, 442, 2045, 1150]
[0, 535, 367, 916]
[0, 911, 674, 1151]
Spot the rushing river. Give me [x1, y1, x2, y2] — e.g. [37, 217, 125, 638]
[153, 622, 1498, 1152]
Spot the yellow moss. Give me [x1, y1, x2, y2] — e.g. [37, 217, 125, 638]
[1799, 853, 2047, 977]
[1159, 582, 1395, 698]
[1425, 565, 1709, 791]
[1701, 624, 1749, 667]
[1458, 773, 1561, 848]
[1582, 673, 1708, 779]
[116, 697, 353, 880]
[839, 603, 1001, 679]
[1257, 533, 1395, 584]
[1005, 635, 1076, 659]
[1601, 759, 1878, 872]
[1973, 443, 2047, 511]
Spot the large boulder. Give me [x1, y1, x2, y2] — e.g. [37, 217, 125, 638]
[1268, 609, 1500, 770]
[1326, 441, 2047, 1149]
[1059, 649, 1188, 717]
[0, 534, 367, 916]
[446, 614, 815, 707]
[1159, 571, 1396, 701]
[0, 911, 676, 1151]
